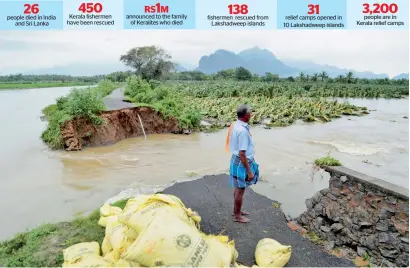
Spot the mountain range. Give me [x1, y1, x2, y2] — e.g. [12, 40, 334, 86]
[2, 47, 407, 79]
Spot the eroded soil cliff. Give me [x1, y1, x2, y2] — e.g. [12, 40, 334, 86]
[61, 107, 180, 151]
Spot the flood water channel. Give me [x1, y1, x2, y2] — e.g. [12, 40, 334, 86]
[0, 86, 408, 240]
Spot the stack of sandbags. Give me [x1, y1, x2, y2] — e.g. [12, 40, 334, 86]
[62, 193, 238, 267]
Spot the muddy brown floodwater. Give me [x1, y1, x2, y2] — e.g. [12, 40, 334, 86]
[0, 86, 408, 241]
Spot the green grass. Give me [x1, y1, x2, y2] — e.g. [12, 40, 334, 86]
[41, 80, 117, 149]
[307, 231, 323, 245]
[314, 155, 342, 167]
[0, 82, 94, 90]
[0, 200, 127, 267]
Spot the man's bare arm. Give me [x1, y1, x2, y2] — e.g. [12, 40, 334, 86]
[239, 150, 254, 181]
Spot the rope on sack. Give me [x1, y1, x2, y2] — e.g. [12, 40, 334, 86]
[137, 114, 147, 140]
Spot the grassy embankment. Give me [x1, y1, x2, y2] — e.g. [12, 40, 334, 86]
[0, 82, 94, 90]
[41, 80, 118, 149]
[0, 200, 127, 267]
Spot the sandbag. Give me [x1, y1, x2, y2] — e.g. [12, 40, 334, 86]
[101, 236, 112, 256]
[106, 216, 138, 260]
[100, 204, 122, 217]
[255, 238, 292, 267]
[103, 251, 115, 264]
[121, 213, 235, 267]
[98, 204, 122, 227]
[114, 259, 141, 267]
[123, 195, 151, 212]
[98, 215, 118, 228]
[63, 242, 100, 264]
[119, 194, 200, 234]
[63, 255, 112, 267]
[204, 235, 238, 266]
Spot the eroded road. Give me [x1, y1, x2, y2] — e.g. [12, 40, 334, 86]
[103, 87, 135, 111]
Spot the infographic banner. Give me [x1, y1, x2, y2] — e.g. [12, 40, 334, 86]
[0, 0, 408, 30]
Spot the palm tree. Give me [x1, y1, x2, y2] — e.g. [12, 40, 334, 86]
[319, 71, 328, 81]
[311, 73, 319, 82]
[297, 72, 305, 82]
[346, 71, 354, 84]
[337, 75, 345, 83]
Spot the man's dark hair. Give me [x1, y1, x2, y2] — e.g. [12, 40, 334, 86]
[237, 104, 251, 118]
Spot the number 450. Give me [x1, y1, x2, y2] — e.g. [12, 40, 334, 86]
[78, 2, 103, 13]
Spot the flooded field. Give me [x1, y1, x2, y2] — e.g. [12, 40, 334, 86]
[0, 87, 408, 240]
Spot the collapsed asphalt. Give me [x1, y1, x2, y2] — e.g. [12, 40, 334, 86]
[163, 174, 354, 267]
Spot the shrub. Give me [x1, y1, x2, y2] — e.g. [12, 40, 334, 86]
[41, 80, 117, 149]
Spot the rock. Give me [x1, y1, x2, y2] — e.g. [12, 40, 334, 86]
[320, 188, 330, 196]
[357, 183, 364, 192]
[314, 204, 324, 216]
[379, 207, 396, 219]
[386, 196, 397, 205]
[379, 248, 399, 259]
[357, 247, 367, 257]
[400, 237, 409, 243]
[309, 208, 316, 218]
[325, 241, 335, 251]
[326, 193, 337, 201]
[400, 241, 409, 254]
[379, 232, 390, 243]
[340, 176, 348, 183]
[313, 217, 324, 231]
[320, 225, 331, 233]
[381, 258, 395, 267]
[354, 191, 365, 202]
[332, 177, 343, 188]
[392, 219, 409, 235]
[396, 253, 409, 268]
[404, 116, 409, 119]
[325, 204, 340, 221]
[360, 222, 373, 228]
[183, 129, 191, 135]
[330, 223, 344, 232]
[382, 258, 396, 267]
[342, 228, 359, 242]
[375, 191, 386, 197]
[312, 192, 323, 204]
[399, 202, 409, 216]
[355, 206, 371, 222]
[376, 220, 389, 232]
[331, 188, 341, 197]
[341, 215, 353, 226]
[305, 198, 314, 209]
[200, 120, 212, 126]
[360, 234, 377, 250]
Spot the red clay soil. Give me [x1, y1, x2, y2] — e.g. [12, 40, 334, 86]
[61, 107, 180, 151]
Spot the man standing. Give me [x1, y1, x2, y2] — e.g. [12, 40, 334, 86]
[226, 104, 259, 223]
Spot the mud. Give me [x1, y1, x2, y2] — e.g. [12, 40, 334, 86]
[61, 107, 180, 151]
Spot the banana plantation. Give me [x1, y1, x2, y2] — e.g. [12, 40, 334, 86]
[125, 77, 399, 130]
[167, 80, 409, 99]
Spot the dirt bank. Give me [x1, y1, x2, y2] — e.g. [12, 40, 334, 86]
[61, 107, 180, 151]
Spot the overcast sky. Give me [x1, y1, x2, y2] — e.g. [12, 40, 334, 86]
[0, 30, 408, 77]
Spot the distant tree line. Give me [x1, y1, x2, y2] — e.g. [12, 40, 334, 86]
[0, 74, 104, 83]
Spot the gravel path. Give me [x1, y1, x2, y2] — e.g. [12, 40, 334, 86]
[103, 87, 135, 111]
[163, 175, 354, 267]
